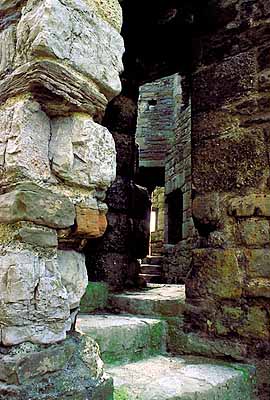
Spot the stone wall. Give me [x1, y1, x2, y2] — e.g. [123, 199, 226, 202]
[136, 74, 181, 169]
[186, 0, 270, 366]
[0, 0, 124, 397]
[163, 81, 194, 283]
[151, 187, 165, 256]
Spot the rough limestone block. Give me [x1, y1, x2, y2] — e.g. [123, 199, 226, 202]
[0, 251, 70, 345]
[0, 182, 75, 228]
[188, 249, 243, 300]
[0, 25, 16, 77]
[193, 50, 257, 113]
[237, 219, 270, 246]
[57, 250, 88, 309]
[0, 1, 23, 12]
[0, 59, 108, 118]
[77, 314, 167, 364]
[243, 249, 270, 278]
[85, 0, 122, 32]
[228, 194, 270, 217]
[0, 250, 89, 345]
[0, 335, 110, 398]
[193, 128, 268, 192]
[15, 0, 124, 100]
[16, 223, 58, 248]
[245, 278, 270, 298]
[49, 114, 116, 189]
[237, 306, 269, 341]
[74, 206, 107, 238]
[192, 193, 221, 224]
[0, 96, 51, 181]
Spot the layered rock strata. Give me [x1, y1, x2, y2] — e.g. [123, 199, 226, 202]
[0, 0, 124, 397]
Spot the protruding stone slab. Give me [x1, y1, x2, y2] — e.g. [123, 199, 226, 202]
[228, 194, 270, 217]
[0, 182, 75, 228]
[77, 314, 167, 363]
[0, 334, 113, 399]
[109, 284, 186, 317]
[0, 0, 124, 117]
[49, 114, 116, 189]
[108, 355, 256, 400]
[0, 96, 51, 182]
[0, 249, 88, 345]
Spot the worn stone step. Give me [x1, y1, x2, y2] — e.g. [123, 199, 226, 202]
[141, 264, 162, 274]
[76, 314, 167, 364]
[142, 255, 164, 265]
[139, 273, 163, 283]
[109, 284, 186, 317]
[108, 355, 256, 400]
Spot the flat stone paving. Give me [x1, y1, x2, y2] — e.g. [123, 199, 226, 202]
[108, 355, 256, 400]
[109, 284, 186, 317]
[77, 314, 167, 363]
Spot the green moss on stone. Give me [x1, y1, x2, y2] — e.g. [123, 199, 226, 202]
[114, 386, 130, 400]
[80, 282, 109, 313]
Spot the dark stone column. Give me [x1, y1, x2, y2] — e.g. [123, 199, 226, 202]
[86, 81, 151, 291]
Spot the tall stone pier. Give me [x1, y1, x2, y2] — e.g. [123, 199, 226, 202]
[0, 0, 124, 398]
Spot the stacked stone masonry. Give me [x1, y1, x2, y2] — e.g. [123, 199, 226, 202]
[0, 0, 124, 398]
[187, 0, 270, 369]
[136, 74, 181, 168]
[150, 187, 165, 256]
[164, 93, 194, 283]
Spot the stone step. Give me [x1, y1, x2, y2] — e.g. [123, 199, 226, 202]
[76, 314, 167, 364]
[141, 264, 162, 274]
[108, 355, 256, 400]
[139, 273, 163, 283]
[142, 255, 163, 265]
[109, 284, 186, 317]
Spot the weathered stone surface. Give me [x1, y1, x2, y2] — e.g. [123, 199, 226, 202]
[80, 282, 109, 313]
[193, 51, 257, 113]
[0, 96, 51, 182]
[0, 25, 16, 77]
[192, 193, 221, 224]
[0, 340, 75, 384]
[136, 74, 180, 168]
[0, 249, 88, 345]
[85, 0, 122, 32]
[0, 60, 108, 117]
[109, 284, 186, 317]
[237, 219, 270, 246]
[77, 314, 167, 364]
[0, 250, 70, 345]
[244, 249, 270, 278]
[193, 129, 269, 192]
[108, 355, 256, 400]
[15, 0, 124, 100]
[245, 278, 270, 298]
[0, 0, 23, 12]
[228, 194, 270, 217]
[75, 206, 107, 238]
[188, 249, 243, 300]
[237, 307, 269, 341]
[57, 250, 88, 309]
[0, 334, 112, 399]
[50, 114, 116, 189]
[12, 222, 57, 248]
[0, 182, 75, 229]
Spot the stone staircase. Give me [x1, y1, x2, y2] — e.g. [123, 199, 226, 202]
[139, 255, 164, 283]
[77, 284, 256, 400]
